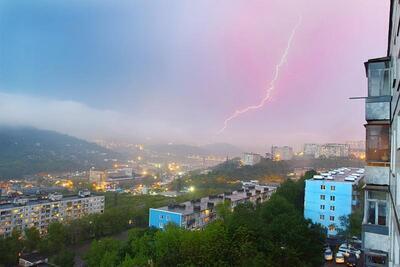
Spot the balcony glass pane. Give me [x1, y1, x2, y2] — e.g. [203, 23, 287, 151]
[368, 66, 390, 97]
[366, 124, 390, 162]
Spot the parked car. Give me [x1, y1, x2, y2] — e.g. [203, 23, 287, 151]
[336, 252, 345, 264]
[324, 249, 333, 261]
[346, 253, 357, 267]
[339, 243, 361, 259]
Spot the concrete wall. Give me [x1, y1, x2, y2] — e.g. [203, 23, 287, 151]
[365, 166, 390, 185]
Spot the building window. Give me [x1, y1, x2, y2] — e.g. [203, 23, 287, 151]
[321, 185, 326, 190]
[159, 222, 164, 229]
[330, 206, 335, 211]
[366, 124, 390, 162]
[331, 186, 335, 191]
[166, 215, 170, 221]
[330, 196, 335, 201]
[329, 225, 335, 231]
[367, 191, 387, 226]
[159, 215, 164, 220]
[329, 216, 335, 221]
[320, 205, 325, 210]
[320, 195, 325, 200]
[320, 215, 324, 220]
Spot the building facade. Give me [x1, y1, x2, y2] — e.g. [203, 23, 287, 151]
[271, 146, 294, 161]
[0, 192, 104, 237]
[149, 183, 277, 230]
[304, 168, 364, 236]
[362, 2, 400, 266]
[303, 143, 320, 158]
[242, 153, 262, 166]
[316, 143, 350, 158]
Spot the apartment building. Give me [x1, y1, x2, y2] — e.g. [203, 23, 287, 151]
[242, 152, 262, 166]
[0, 191, 104, 237]
[271, 146, 294, 161]
[362, 2, 400, 266]
[303, 168, 364, 236]
[149, 183, 277, 230]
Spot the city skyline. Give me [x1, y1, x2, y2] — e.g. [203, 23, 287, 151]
[0, 0, 389, 148]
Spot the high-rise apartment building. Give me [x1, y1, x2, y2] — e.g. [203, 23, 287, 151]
[362, 2, 398, 266]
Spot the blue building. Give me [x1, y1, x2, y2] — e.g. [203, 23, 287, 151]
[304, 168, 364, 236]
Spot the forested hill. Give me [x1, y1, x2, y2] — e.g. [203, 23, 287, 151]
[0, 126, 120, 179]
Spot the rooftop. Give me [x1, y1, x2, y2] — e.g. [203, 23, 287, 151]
[309, 167, 364, 184]
[152, 184, 276, 216]
[0, 193, 103, 210]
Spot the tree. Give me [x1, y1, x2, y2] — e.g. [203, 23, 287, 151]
[51, 249, 75, 267]
[24, 227, 41, 252]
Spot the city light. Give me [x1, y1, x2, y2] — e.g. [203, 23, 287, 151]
[188, 186, 195, 192]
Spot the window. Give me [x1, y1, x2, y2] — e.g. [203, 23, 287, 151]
[320, 195, 325, 200]
[320, 205, 325, 210]
[321, 185, 326, 190]
[330, 196, 335, 201]
[329, 216, 335, 221]
[159, 222, 164, 229]
[366, 124, 390, 162]
[159, 215, 164, 219]
[330, 206, 335, 211]
[166, 215, 170, 221]
[320, 215, 324, 220]
[367, 191, 387, 226]
[329, 225, 335, 231]
[330, 186, 335, 191]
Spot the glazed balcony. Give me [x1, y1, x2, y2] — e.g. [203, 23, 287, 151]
[365, 57, 391, 121]
[365, 123, 390, 166]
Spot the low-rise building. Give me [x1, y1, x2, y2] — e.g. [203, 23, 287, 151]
[149, 183, 277, 230]
[0, 191, 104, 237]
[304, 168, 364, 236]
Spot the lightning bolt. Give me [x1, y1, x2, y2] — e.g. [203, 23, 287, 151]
[217, 15, 302, 135]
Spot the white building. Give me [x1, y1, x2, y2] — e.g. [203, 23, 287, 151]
[89, 170, 106, 184]
[271, 146, 293, 161]
[304, 143, 320, 157]
[242, 153, 262, 166]
[0, 192, 104, 237]
[316, 143, 349, 158]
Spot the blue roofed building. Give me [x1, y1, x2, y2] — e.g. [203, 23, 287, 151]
[304, 168, 364, 236]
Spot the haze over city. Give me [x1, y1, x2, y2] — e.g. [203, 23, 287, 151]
[0, 0, 389, 149]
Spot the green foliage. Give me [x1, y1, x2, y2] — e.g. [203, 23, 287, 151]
[24, 227, 41, 252]
[0, 230, 23, 266]
[84, 238, 123, 267]
[50, 249, 75, 267]
[84, 172, 325, 267]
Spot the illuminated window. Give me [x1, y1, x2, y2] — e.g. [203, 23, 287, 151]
[329, 225, 335, 231]
[366, 124, 390, 162]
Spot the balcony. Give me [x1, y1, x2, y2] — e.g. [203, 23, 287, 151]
[365, 166, 389, 185]
[363, 224, 389, 252]
[365, 124, 390, 165]
[365, 57, 392, 121]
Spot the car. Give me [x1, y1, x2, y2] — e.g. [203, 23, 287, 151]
[339, 243, 361, 258]
[324, 248, 333, 261]
[336, 252, 345, 264]
[346, 253, 357, 267]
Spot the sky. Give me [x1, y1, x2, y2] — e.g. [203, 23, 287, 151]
[0, 0, 390, 150]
